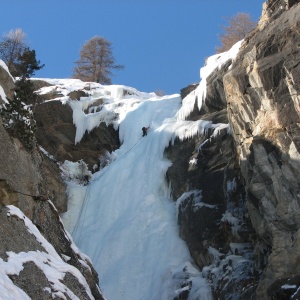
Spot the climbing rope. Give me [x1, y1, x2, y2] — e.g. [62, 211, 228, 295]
[123, 137, 142, 155]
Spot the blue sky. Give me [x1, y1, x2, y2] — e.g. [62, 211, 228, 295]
[0, 1, 264, 94]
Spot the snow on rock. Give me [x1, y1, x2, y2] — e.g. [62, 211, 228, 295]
[0, 85, 8, 104]
[176, 40, 243, 121]
[227, 177, 237, 195]
[0, 59, 14, 82]
[221, 211, 241, 235]
[203, 243, 254, 297]
[0, 205, 94, 300]
[176, 190, 216, 217]
[34, 78, 162, 144]
[0, 60, 11, 104]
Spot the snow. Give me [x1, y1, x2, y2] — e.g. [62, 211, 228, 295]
[176, 190, 216, 217]
[203, 244, 253, 297]
[0, 85, 8, 104]
[189, 157, 198, 166]
[227, 177, 237, 194]
[0, 205, 95, 300]
[282, 284, 297, 289]
[61, 181, 89, 233]
[221, 211, 241, 235]
[0, 60, 14, 104]
[39, 41, 242, 300]
[176, 40, 243, 121]
[0, 59, 14, 81]
[39, 145, 56, 161]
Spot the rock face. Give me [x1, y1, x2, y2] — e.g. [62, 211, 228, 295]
[0, 65, 104, 299]
[34, 85, 120, 171]
[259, 0, 299, 29]
[168, 1, 300, 299]
[225, 2, 300, 298]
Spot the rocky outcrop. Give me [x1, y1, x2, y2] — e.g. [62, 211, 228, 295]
[34, 84, 120, 170]
[0, 203, 103, 300]
[0, 112, 67, 214]
[0, 65, 104, 299]
[168, 1, 300, 299]
[259, 0, 300, 29]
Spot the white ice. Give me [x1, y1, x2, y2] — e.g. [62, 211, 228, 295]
[65, 93, 212, 299]
[56, 41, 242, 300]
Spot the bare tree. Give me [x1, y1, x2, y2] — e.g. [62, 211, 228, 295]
[0, 28, 27, 75]
[216, 13, 257, 53]
[154, 89, 165, 97]
[73, 36, 124, 84]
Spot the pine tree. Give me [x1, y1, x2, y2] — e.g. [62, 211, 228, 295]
[15, 48, 44, 79]
[0, 94, 36, 151]
[0, 47, 44, 151]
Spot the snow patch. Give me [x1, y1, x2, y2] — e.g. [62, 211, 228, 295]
[221, 211, 241, 235]
[0, 59, 14, 81]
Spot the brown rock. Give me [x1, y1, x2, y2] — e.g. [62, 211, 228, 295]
[34, 100, 120, 170]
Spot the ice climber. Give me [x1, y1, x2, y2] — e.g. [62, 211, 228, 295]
[142, 126, 150, 136]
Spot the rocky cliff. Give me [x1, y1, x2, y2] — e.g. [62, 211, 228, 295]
[168, 0, 300, 299]
[226, 1, 300, 298]
[0, 67, 105, 299]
